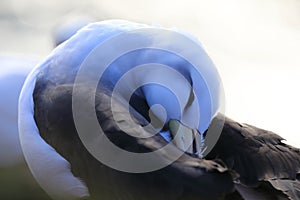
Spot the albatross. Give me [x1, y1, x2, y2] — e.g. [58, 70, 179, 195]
[18, 20, 300, 200]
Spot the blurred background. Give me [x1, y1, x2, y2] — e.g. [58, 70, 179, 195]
[0, 0, 299, 199]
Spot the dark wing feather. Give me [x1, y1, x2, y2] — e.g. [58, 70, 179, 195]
[206, 114, 300, 199]
[269, 179, 300, 200]
[33, 83, 236, 200]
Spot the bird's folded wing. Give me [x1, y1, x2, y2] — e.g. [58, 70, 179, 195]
[35, 83, 237, 199]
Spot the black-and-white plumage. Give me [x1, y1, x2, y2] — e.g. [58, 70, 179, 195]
[18, 20, 300, 200]
[33, 84, 236, 200]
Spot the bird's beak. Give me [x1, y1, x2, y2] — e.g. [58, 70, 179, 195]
[168, 120, 202, 157]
